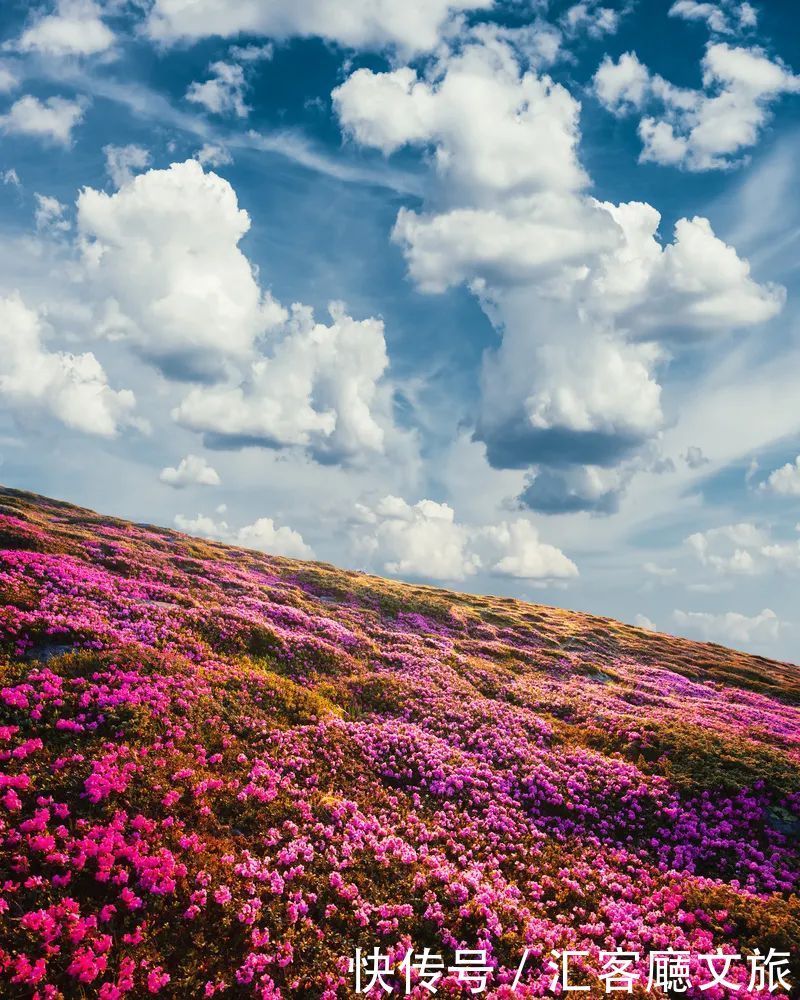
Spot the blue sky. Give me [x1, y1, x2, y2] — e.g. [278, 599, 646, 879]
[1, 0, 799, 660]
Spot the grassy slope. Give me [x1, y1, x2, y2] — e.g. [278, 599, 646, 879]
[0, 486, 798, 998]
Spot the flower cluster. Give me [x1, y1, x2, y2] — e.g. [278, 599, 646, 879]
[0, 488, 798, 998]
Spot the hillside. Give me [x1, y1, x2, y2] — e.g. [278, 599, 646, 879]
[0, 486, 798, 998]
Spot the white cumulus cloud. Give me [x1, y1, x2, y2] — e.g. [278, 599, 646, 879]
[186, 45, 274, 118]
[668, 1, 758, 35]
[593, 207, 784, 333]
[13, 0, 115, 58]
[173, 302, 393, 466]
[104, 144, 151, 188]
[334, 47, 588, 197]
[76, 159, 405, 468]
[0, 95, 86, 145]
[673, 607, 783, 646]
[355, 496, 479, 581]
[594, 51, 652, 113]
[334, 34, 783, 513]
[34, 193, 70, 234]
[669, 1, 731, 34]
[187, 61, 250, 118]
[686, 522, 766, 574]
[195, 142, 233, 168]
[0, 293, 138, 437]
[145, 0, 493, 54]
[595, 43, 800, 171]
[174, 512, 312, 559]
[562, 2, 621, 39]
[160, 454, 221, 488]
[353, 495, 577, 582]
[77, 159, 286, 378]
[761, 455, 800, 496]
[686, 522, 800, 574]
[479, 519, 579, 580]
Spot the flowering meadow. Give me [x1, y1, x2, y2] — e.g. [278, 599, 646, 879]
[0, 486, 798, 998]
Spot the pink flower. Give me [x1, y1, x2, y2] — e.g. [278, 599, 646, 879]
[213, 886, 232, 906]
[2, 789, 22, 811]
[147, 967, 171, 993]
[119, 887, 143, 911]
